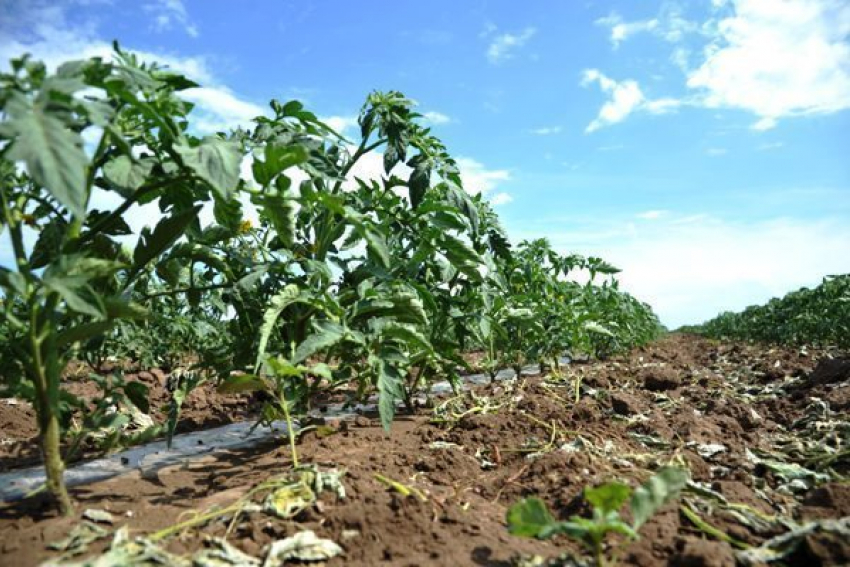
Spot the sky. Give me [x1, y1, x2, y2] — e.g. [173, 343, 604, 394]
[0, 0, 848, 328]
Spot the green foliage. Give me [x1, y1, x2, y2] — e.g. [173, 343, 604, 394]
[0, 46, 665, 515]
[684, 275, 849, 349]
[507, 467, 688, 567]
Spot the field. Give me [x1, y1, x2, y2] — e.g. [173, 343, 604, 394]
[1, 334, 848, 566]
[1, 48, 848, 566]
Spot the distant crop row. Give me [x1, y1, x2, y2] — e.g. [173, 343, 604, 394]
[681, 275, 849, 349]
[0, 46, 662, 514]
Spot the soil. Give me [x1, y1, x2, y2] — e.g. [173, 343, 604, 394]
[1, 334, 848, 566]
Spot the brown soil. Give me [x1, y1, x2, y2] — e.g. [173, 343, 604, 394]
[1, 334, 848, 566]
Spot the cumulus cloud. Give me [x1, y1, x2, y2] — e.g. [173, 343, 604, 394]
[595, 12, 660, 48]
[595, 6, 701, 48]
[581, 70, 649, 132]
[484, 26, 536, 64]
[455, 157, 511, 197]
[518, 213, 850, 328]
[422, 111, 452, 125]
[321, 115, 359, 136]
[490, 192, 514, 205]
[687, 0, 850, 129]
[590, 0, 850, 130]
[182, 88, 265, 134]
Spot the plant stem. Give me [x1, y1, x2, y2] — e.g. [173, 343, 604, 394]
[142, 282, 232, 300]
[38, 408, 73, 515]
[3, 192, 73, 515]
[279, 387, 299, 468]
[29, 300, 73, 516]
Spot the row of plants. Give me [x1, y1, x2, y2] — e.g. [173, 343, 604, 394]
[0, 47, 662, 515]
[681, 275, 849, 349]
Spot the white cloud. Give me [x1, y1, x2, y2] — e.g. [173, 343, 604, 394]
[595, 6, 700, 48]
[750, 117, 777, 131]
[183, 88, 265, 134]
[590, 0, 850, 130]
[422, 111, 452, 125]
[143, 0, 199, 37]
[485, 26, 536, 64]
[581, 70, 646, 132]
[644, 97, 683, 114]
[581, 70, 689, 132]
[521, 213, 850, 328]
[705, 147, 728, 156]
[757, 141, 784, 150]
[320, 115, 359, 136]
[595, 12, 659, 48]
[490, 192, 513, 206]
[687, 0, 850, 128]
[455, 157, 511, 196]
[529, 126, 562, 135]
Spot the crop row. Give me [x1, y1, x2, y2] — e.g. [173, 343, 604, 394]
[0, 47, 662, 514]
[681, 275, 849, 349]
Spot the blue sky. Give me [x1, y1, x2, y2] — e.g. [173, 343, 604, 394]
[1, 0, 849, 327]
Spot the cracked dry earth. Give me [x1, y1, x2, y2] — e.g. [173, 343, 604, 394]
[0, 334, 848, 566]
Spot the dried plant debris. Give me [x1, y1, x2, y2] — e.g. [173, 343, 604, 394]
[263, 530, 343, 565]
[737, 517, 850, 565]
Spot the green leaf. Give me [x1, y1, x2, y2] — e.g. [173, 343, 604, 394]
[42, 274, 104, 318]
[132, 206, 200, 271]
[506, 497, 557, 538]
[103, 156, 154, 191]
[252, 144, 308, 186]
[212, 192, 243, 232]
[254, 188, 296, 248]
[584, 321, 615, 337]
[375, 321, 432, 352]
[629, 467, 688, 531]
[293, 320, 346, 363]
[0, 92, 89, 218]
[363, 226, 390, 268]
[256, 285, 303, 371]
[56, 321, 116, 348]
[237, 267, 268, 291]
[218, 374, 268, 394]
[308, 363, 333, 380]
[29, 219, 67, 269]
[174, 136, 241, 199]
[585, 482, 631, 515]
[371, 354, 403, 431]
[539, 520, 592, 540]
[408, 164, 429, 209]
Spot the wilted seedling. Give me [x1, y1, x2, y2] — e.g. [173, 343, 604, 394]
[219, 356, 333, 467]
[507, 467, 688, 567]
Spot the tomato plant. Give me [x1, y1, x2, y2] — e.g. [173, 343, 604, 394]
[0, 47, 665, 516]
[685, 275, 849, 349]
